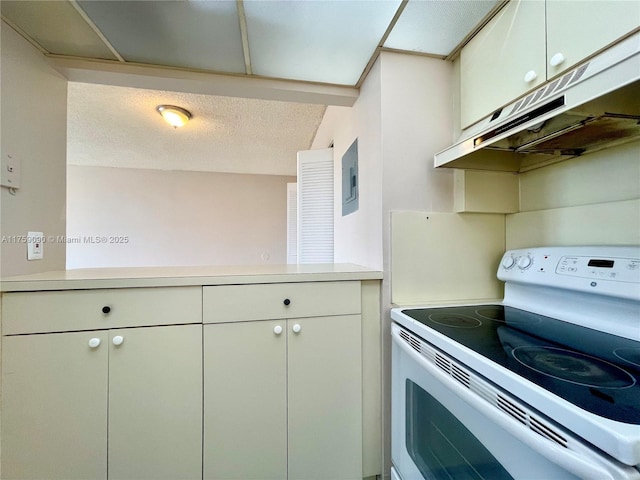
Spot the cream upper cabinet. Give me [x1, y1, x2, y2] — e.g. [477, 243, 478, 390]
[546, 0, 640, 79]
[460, 0, 546, 128]
[460, 0, 640, 129]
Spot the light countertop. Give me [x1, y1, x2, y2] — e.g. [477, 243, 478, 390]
[0, 264, 383, 292]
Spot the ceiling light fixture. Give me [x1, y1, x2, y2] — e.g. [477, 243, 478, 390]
[156, 105, 192, 128]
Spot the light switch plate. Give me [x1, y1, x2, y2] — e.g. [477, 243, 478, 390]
[27, 231, 44, 260]
[1, 153, 21, 189]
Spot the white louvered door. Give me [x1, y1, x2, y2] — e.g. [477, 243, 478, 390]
[296, 148, 334, 264]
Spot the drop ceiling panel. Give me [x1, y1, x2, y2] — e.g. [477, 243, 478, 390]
[244, 0, 403, 85]
[76, 0, 246, 73]
[384, 0, 499, 56]
[0, 0, 118, 60]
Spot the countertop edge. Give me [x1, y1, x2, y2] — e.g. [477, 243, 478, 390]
[0, 265, 383, 292]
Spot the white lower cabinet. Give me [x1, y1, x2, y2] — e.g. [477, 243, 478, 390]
[204, 314, 363, 480]
[2, 330, 109, 480]
[1, 278, 380, 480]
[1, 324, 202, 480]
[204, 320, 287, 479]
[107, 325, 202, 480]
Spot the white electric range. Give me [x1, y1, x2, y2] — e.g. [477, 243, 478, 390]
[391, 246, 640, 480]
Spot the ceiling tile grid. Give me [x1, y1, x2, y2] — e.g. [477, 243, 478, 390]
[2, 0, 500, 86]
[384, 0, 498, 56]
[1, 0, 500, 175]
[244, 0, 403, 85]
[77, 0, 247, 73]
[1, 0, 118, 60]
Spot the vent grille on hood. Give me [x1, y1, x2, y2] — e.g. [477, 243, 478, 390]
[509, 63, 591, 117]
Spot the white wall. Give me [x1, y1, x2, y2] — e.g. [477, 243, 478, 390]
[378, 51, 455, 478]
[518, 141, 640, 212]
[507, 141, 640, 248]
[312, 61, 384, 271]
[313, 52, 456, 270]
[312, 51, 456, 477]
[1, 23, 67, 277]
[380, 52, 455, 215]
[67, 165, 295, 268]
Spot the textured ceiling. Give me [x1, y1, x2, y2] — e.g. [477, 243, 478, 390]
[67, 83, 326, 176]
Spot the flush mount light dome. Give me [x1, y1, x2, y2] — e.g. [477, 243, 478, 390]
[156, 105, 192, 128]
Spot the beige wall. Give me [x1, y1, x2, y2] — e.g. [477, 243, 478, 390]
[1, 23, 67, 277]
[67, 165, 295, 268]
[507, 141, 640, 248]
[312, 51, 456, 477]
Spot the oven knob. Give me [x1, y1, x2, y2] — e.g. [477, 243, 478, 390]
[517, 255, 533, 270]
[502, 256, 516, 269]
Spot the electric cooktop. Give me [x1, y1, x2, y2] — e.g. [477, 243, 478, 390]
[401, 304, 640, 424]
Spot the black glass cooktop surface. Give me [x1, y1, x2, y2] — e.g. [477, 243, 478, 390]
[401, 305, 640, 424]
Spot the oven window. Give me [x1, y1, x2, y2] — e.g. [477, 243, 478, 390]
[406, 380, 513, 480]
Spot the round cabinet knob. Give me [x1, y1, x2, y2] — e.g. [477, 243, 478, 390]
[283, 298, 291, 306]
[517, 255, 533, 270]
[102, 306, 111, 314]
[550, 52, 565, 67]
[502, 256, 516, 270]
[112, 335, 124, 346]
[273, 325, 283, 335]
[88, 338, 101, 348]
[524, 70, 537, 83]
[292, 324, 302, 334]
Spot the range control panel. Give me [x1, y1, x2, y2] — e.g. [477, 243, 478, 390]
[555, 255, 639, 282]
[498, 246, 640, 300]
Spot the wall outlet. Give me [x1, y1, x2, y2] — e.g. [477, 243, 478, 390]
[27, 231, 44, 260]
[1, 154, 21, 189]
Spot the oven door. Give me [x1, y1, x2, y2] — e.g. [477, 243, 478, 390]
[391, 323, 640, 480]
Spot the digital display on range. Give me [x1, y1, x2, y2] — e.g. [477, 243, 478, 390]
[588, 259, 615, 268]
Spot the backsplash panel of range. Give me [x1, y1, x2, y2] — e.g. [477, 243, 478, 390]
[436, 31, 640, 172]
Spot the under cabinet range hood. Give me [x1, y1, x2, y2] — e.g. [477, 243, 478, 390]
[436, 32, 640, 172]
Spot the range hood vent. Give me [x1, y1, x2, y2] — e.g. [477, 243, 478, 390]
[435, 32, 640, 172]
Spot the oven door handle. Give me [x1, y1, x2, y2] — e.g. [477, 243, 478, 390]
[392, 329, 627, 480]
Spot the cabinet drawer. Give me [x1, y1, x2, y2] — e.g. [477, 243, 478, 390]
[2, 287, 202, 335]
[203, 281, 361, 323]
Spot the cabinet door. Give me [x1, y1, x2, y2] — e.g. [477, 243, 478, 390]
[107, 325, 202, 480]
[460, 0, 546, 128]
[546, 0, 640, 78]
[203, 320, 287, 480]
[287, 315, 363, 480]
[1, 331, 108, 480]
